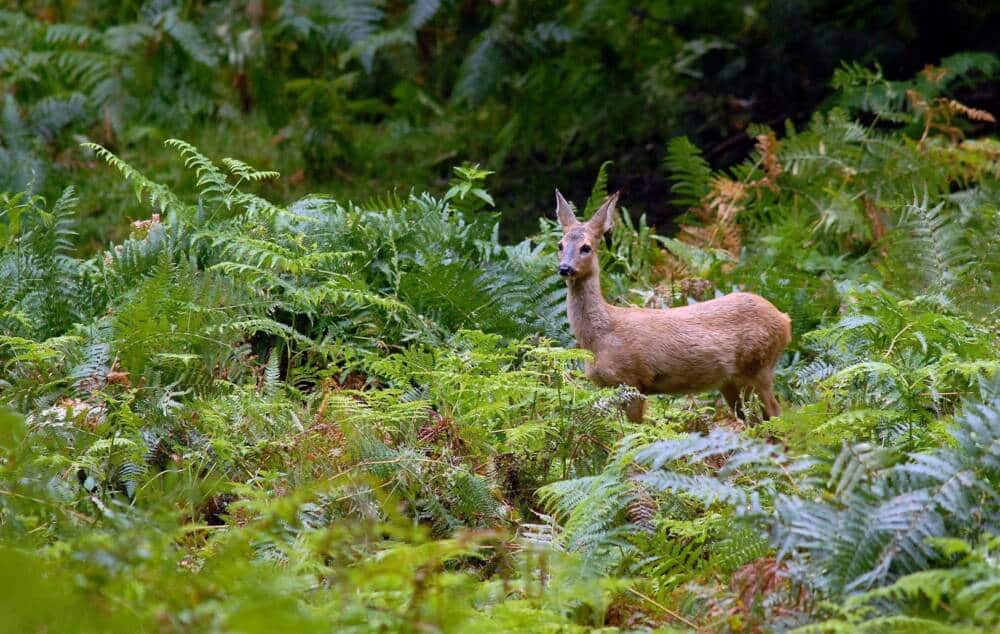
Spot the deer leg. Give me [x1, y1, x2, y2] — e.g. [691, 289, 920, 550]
[720, 383, 745, 420]
[748, 371, 781, 422]
[760, 388, 781, 420]
[623, 394, 646, 423]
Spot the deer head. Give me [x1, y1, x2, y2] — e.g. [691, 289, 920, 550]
[554, 190, 618, 280]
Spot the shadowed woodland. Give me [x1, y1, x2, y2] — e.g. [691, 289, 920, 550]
[1, 2, 999, 632]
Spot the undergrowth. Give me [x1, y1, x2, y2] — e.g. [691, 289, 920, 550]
[1, 54, 999, 632]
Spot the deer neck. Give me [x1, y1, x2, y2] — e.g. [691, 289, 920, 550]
[566, 270, 610, 351]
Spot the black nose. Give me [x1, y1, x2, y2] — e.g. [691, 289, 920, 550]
[558, 265, 574, 277]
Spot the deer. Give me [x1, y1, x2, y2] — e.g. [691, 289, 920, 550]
[553, 190, 791, 423]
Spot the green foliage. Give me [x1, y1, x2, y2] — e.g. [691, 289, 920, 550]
[832, 52, 1000, 125]
[631, 385, 1000, 602]
[1, 47, 999, 631]
[444, 163, 496, 213]
[772, 290, 998, 449]
[665, 137, 713, 208]
[664, 58, 1000, 331]
[0, 188, 84, 339]
[802, 538, 1000, 632]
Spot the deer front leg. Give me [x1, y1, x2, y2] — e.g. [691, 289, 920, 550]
[623, 394, 646, 422]
[585, 359, 621, 388]
[720, 382, 745, 420]
[749, 370, 781, 421]
[586, 360, 646, 422]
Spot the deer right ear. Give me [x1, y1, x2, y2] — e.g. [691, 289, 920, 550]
[555, 190, 578, 230]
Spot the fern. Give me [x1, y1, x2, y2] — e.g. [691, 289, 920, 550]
[623, 388, 1000, 601]
[0, 38, 997, 628]
[153, 8, 219, 67]
[407, 0, 441, 30]
[84, 143, 185, 216]
[0, 188, 87, 339]
[637, 427, 808, 514]
[665, 137, 713, 208]
[582, 160, 613, 217]
[453, 20, 511, 105]
[881, 196, 979, 301]
[806, 538, 1000, 632]
[784, 291, 996, 448]
[777, 392, 1000, 595]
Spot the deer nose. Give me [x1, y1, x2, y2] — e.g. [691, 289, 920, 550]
[558, 265, 574, 277]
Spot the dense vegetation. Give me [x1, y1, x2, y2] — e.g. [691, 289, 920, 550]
[4, 0, 1000, 242]
[2, 2, 999, 632]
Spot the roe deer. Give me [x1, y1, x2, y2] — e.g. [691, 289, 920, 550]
[554, 190, 791, 423]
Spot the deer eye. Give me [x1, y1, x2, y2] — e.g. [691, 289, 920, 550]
[557, 242, 563, 251]
[580, 245, 592, 254]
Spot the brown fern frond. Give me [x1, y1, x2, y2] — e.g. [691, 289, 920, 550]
[909, 89, 996, 146]
[679, 225, 711, 244]
[626, 483, 658, 532]
[755, 130, 782, 188]
[908, 89, 936, 146]
[920, 64, 948, 84]
[679, 221, 742, 258]
[863, 196, 888, 256]
[729, 557, 812, 623]
[906, 89, 929, 113]
[672, 137, 784, 261]
[706, 177, 747, 219]
[945, 99, 996, 123]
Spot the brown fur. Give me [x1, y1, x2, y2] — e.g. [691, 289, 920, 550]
[555, 190, 791, 423]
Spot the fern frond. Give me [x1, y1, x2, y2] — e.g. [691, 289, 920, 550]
[583, 160, 613, 217]
[665, 136, 712, 207]
[84, 143, 183, 215]
[221, 158, 280, 183]
[155, 8, 218, 66]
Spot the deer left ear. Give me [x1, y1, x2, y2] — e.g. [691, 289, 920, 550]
[588, 192, 619, 236]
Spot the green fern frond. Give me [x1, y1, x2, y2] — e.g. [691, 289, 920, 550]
[221, 158, 280, 183]
[882, 197, 977, 299]
[583, 160, 613, 217]
[154, 8, 219, 67]
[664, 136, 712, 207]
[84, 143, 183, 215]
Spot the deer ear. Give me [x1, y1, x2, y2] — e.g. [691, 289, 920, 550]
[555, 189, 579, 230]
[587, 192, 619, 236]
